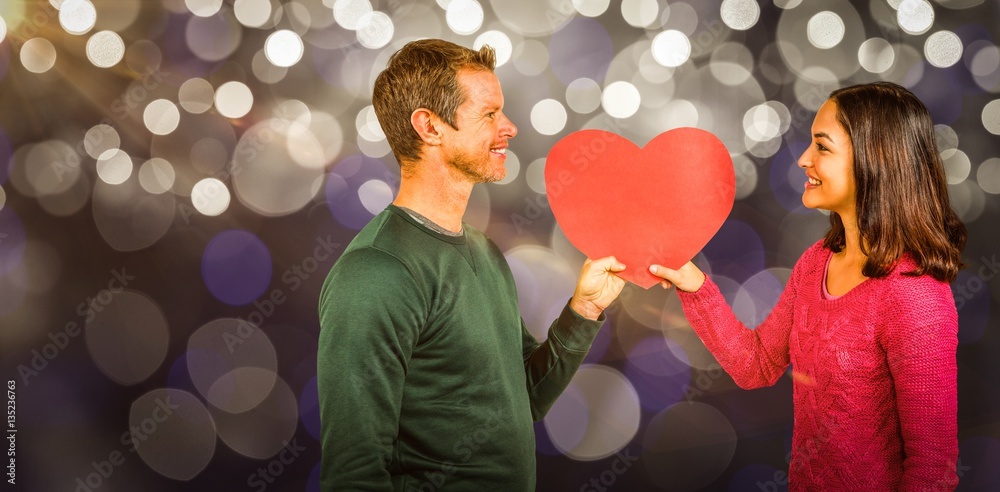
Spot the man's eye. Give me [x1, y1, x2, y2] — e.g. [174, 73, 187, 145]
[486, 112, 496, 119]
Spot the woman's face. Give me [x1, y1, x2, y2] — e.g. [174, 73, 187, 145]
[798, 100, 856, 217]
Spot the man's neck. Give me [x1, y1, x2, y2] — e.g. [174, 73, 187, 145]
[392, 159, 474, 234]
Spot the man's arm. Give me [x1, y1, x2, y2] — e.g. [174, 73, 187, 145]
[317, 248, 426, 491]
[521, 257, 626, 419]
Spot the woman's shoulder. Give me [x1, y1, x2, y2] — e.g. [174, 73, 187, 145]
[791, 239, 831, 272]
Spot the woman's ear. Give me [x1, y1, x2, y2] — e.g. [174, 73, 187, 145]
[410, 108, 443, 146]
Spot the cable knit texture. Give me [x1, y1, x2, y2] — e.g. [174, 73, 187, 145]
[677, 240, 958, 491]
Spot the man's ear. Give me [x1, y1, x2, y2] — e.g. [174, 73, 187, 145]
[411, 108, 443, 146]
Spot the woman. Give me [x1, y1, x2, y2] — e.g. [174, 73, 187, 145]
[649, 82, 965, 490]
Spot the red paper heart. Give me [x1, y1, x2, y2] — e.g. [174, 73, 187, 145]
[545, 128, 735, 289]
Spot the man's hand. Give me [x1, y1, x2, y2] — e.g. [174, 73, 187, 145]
[569, 256, 627, 320]
[648, 261, 706, 293]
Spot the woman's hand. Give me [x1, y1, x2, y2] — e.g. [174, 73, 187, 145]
[648, 261, 706, 293]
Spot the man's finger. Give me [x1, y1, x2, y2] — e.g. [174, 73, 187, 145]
[589, 256, 626, 272]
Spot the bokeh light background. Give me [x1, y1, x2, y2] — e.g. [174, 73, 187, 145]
[1, 0, 999, 490]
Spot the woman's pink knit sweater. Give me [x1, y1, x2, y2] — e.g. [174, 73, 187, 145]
[677, 241, 959, 491]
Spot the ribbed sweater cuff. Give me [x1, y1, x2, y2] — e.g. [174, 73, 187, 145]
[550, 301, 605, 352]
[676, 276, 722, 317]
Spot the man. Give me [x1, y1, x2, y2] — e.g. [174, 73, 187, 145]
[317, 39, 626, 491]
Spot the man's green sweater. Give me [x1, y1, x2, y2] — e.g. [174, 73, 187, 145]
[317, 204, 604, 491]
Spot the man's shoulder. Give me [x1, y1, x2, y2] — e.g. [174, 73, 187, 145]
[337, 211, 415, 269]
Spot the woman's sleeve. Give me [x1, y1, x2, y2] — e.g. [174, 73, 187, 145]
[878, 277, 959, 491]
[676, 258, 805, 389]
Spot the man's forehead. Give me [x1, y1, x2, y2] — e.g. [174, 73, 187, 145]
[458, 70, 503, 108]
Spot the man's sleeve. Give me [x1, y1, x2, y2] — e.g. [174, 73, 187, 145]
[521, 302, 605, 420]
[317, 247, 426, 491]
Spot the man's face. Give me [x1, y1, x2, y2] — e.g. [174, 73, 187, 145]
[440, 69, 518, 183]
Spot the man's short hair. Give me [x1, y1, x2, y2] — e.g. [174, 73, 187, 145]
[372, 39, 496, 165]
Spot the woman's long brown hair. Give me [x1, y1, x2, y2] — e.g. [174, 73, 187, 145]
[822, 82, 966, 283]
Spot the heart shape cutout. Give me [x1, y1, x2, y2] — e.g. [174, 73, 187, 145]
[545, 128, 735, 288]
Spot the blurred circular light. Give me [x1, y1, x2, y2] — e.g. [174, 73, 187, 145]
[721, 0, 760, 30]
[125, 39, 163, 73]
[806, 11, 845, 49]
[950, 180, 986, 223]
[525, 158, 546, 194]
[355, 105, 382, 141]
[179, 78, 215, 114]
[86, 290, 170, 385]
[566, 78, 602, 114]
[215, 81, 254, 119]
[96, 149, 133, 185]
[212, 376, 298, 459]
[474, 30, 513, 67]
[59, 0, 97, 35]
[621, 0, 659, 28]
[186, 9, 243, 61]
[144, 99, 181, 136]
[531, 99, 568, 135]
[333, 0, 372, 30]
[22, 141, 79, 196]
[660, 98, 699, 128]
[573, 0, 609, 17]
[92, 177, 175, 251]
[897, 0, 933, 35]
[512, 39, 549, 76]
[935, 124, 959, 153]
[859, 37, 895, 73]
[544, 365, 641, 460]
[234, 0, 272, 27]
[252, 49, 288, 83]
[977, 158, 1000, 194]
[733, 154, 759, 198]
[743, 104, 781, 142]
[130, 389, 216, 481]
[652, 30, 691, 67]
[84, 124, 121, 159]
[0, 187, 5, 212]
[982, 99, 1000, 134]
[489, 0, 572, 36]
[774, 0, 802, 8]
[20, 38, 57, 73]
[602, 81, 641, 118]
[265, 29, 304, 67]
[642, 402, 738, 490]
[187, 317, 278, 410]
[191, 178, 231, 216]
[138, 158, 176, 194]
[86, 30, 125, 68]
[283, 0, 313, 32]
[924, 30, 963, 68]
[235, 119, 328, 215]
[1, 15, 8, 44]
[446, 0, 483, 35]
[186, 0, 223, 17]
[942, 149, 971, 184]
[969, 44, 999, 76]
[357, 179, 393, 215]
[495, 149, 520, 185]
[356, 11, 393, 49]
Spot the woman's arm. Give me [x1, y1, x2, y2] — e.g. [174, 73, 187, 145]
[650, 260, 798, 389]
[879, 277, 959, 491]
